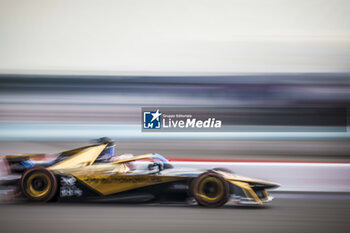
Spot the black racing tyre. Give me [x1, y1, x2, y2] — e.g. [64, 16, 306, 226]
[20, 167, 58, 202]
[191, 172, 230, 208]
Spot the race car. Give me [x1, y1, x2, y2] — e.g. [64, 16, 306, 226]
[1, 138, 279, 207]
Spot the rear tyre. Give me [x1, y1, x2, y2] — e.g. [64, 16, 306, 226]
[20, 167, 57, 202]
[191, 172, 230, 208]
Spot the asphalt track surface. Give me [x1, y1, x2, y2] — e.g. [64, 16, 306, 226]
[0, 197, 349, 233]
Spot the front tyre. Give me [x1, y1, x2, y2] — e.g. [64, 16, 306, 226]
[20, 167, 57, 202]
[191, 172, 230, 208]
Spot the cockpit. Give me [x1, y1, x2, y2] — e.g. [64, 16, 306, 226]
[111, 153, 174, 174]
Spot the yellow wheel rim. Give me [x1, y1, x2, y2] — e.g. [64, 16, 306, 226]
[26, 172, 51, 198]
[198, 176, 224, 203]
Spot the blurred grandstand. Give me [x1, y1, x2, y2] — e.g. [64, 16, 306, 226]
[0, 73, 349, 161]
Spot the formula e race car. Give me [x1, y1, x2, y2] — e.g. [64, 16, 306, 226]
[0, 138, 279, 207]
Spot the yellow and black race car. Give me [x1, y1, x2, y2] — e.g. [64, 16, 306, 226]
[2, 138, 279, 207]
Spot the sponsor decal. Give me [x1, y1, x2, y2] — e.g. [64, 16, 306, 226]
[75, 174, 186, 195]
[60, 176, 83, 197]
[81, 175, 162, 184]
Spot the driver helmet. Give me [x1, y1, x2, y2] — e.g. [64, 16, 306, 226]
[95, 137, 116, 162]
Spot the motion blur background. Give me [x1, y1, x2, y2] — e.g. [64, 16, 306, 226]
[0, 0, 349, 160]
[1, 0, 350, 232]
